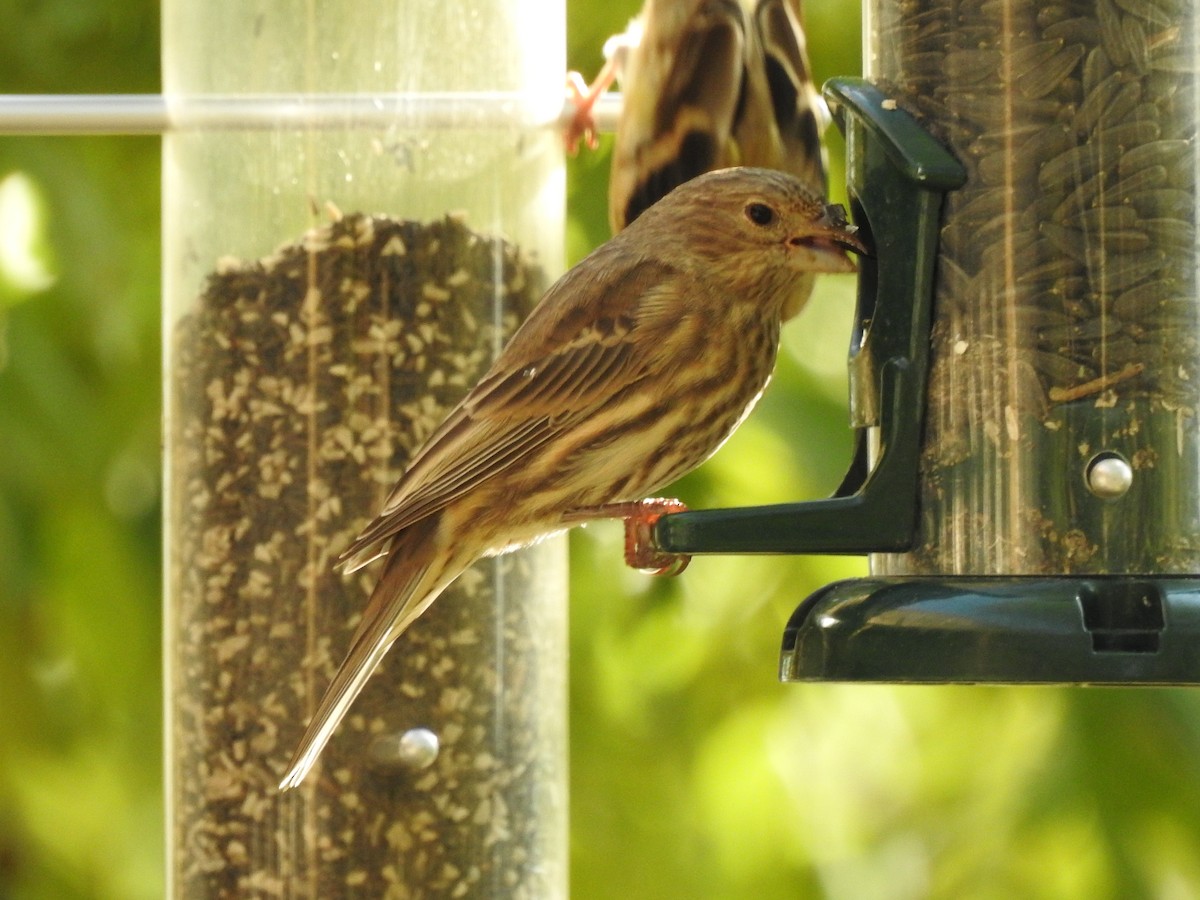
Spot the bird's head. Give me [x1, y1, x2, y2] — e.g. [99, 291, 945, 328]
[639, 166, 865, 264]
[632, 167, 866, 313]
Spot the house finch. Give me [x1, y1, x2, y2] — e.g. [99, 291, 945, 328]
[566, 0, 827, 232]
[279, 166, 864, 790]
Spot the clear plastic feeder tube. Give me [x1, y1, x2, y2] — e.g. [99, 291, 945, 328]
[162, 2, 567, 897]
[866, 0, 1200, 575]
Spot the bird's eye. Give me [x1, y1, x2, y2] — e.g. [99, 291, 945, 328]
[744, 202, 776, 227]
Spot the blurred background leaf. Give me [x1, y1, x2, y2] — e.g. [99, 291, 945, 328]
[1, 1, 163, 898]
[3, 1, 1200, 898]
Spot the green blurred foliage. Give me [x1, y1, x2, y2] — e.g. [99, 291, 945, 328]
[3, 1, 1200, 898]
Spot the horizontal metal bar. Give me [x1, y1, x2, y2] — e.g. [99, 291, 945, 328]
[0, 91, 622, 135]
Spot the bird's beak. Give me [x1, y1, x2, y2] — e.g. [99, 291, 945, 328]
[787, 203, 868, 273]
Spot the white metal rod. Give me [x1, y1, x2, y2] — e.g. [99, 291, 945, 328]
[0, 92, 622, 135]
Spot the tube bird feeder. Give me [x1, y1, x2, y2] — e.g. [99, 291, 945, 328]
[653, 0, 1200, 683]
[162, 1, 568, 896]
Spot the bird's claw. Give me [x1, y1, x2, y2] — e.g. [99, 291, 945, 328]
[564, 498, 690, 576]
[564, 72, 602, 154]
[621, 498, 690, 575]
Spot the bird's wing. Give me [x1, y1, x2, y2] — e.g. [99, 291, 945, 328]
[338, 252, 682, 571]
[610, 0, 747, 230]
[749, 0, 826, 191]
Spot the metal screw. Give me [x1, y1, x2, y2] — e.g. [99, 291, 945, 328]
[369, 727, 440, 770]
[1085, 452, 1133, 500]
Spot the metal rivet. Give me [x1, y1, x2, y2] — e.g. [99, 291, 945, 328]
[1085, 451, 1133, 499]
[369, 727, 440, 770]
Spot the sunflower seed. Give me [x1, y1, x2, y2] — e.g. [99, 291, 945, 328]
[947, 48, 1003, 82]
[1122, 16, 1151, 74]
[1149, 52, 1199, 73]
[1082, 46, 1115, 96]
[1114, 163, 1170, 194]
[1034, 349, 1094, 383]
[1101, 228, 1154, 253]
[1097, 249, 1170, 291]
[1112, 278, 1182, 317]
[1040, 317, 1123, 344]
[1139, 216, 1196, 249]
[1036, 5, 1075, 29]
[1098, 0, 1133, 66]
[1053, 169, 1110, 221]
[1019, 43, 1087, 99]
[1071, 71, 1126, 134]
[1144, 298, 1200, 327]
[1114, 0, 1174, 28]
[1119, 139, 1193, 175]
[1102, 77, 1145, 124]
[1075, 205, 1140, 230]
[1043, 18, 1104, 47]
[1011, 39, 1067, 71]
[1124, 187, 1193, 217]
[1016, 257, 1082, 286]
[1041, 221, 1091, 261]
[1013, 307, 1074, 336]
[1039, 143, 1104, 190]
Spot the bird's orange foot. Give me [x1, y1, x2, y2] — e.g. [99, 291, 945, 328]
[564, 72, 598, 153]
[624, 498, 690, 575]
[565, 498, 691, 576]
[563, 68, 611, 154]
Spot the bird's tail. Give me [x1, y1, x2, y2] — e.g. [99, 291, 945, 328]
[278, 517, 459, 790]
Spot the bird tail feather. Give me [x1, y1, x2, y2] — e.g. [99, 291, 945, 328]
[279, 518, 455, 790]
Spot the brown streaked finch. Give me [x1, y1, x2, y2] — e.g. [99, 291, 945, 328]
[565, 0, 827, 233]
[279, 166, 865, 790]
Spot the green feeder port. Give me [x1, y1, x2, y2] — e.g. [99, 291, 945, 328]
[652, 51, 1200, 684]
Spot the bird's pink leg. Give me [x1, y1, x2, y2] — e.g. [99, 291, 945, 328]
[564, 498, 691, 576]
[563, 58, 617, 153]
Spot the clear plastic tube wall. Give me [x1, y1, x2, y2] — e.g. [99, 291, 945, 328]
[162, 2, 567, 896]
[866, 0, 1200, 576]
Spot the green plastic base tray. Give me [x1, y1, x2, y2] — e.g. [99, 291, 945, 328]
[782, 577, 1200, 684]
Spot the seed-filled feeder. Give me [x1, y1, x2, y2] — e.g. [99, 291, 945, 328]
[652, 0, 1200, 683]
[162, 0, 566, 895]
